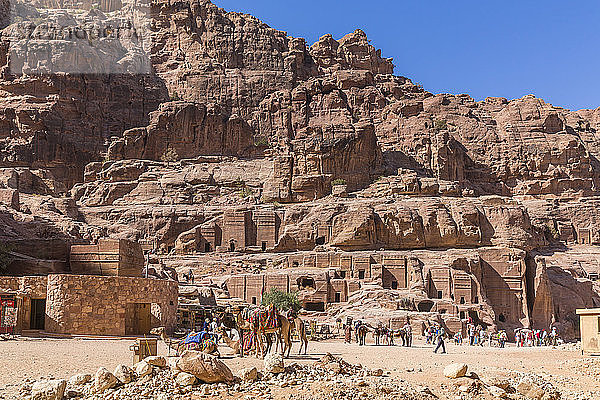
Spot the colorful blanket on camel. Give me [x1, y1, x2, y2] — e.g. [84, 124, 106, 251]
[249, 304, 280, 330]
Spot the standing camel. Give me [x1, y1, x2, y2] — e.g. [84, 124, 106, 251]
[293, 317, 309, 355]
[242, 305, 293, 358]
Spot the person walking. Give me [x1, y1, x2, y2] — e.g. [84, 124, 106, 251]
[434, 328, 447, 354]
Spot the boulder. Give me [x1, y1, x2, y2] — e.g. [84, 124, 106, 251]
[238, 367, 258, 382]
[31, 379, 66, 400]
[167, 356, 182, 371]
[444, 363, 468, 379]
[264, 353, 285, 374]
[113, 364, 134, 384]
[488, 385, 508, 398]
[175, 372, 197, 386]
[67, 374, 91, 386]
[516, 378, 546, 400]
[94, 367, 118, 393]
[145, 355, 167, 368]
[177, 350, 234, 384]
[134, 360, 153, 378]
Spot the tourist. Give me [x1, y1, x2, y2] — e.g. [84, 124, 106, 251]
[344, 324, 352, 344]
[210, 318, 219, 343]
[498, 330, 507, 348]
[468, 323, 475, 346]
[453, 331, 462, 345]
[433, 328, 447, 354]
[403, 321, 412, 347]
[550, 327, 558, 346]
[399, 326, 406, 346]
[479, 328, 486, 347]
[425, 326, 433, 344]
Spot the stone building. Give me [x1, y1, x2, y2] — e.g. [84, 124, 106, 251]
[70, 239, 144, 276]
[576, 308, 600, 355]
[0, 274, 178, 336]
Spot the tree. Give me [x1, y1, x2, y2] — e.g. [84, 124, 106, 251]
[261, 288, 301, 312]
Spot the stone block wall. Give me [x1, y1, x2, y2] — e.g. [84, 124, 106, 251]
[254, 209, 278, 250]
[478, 248, 529, 325]
[70, 239, 143, 277]
[222, 210, 250, 250]
[44, 274, 178, 336]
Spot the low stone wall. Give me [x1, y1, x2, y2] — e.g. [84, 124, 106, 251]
[45, 274, 178, 336]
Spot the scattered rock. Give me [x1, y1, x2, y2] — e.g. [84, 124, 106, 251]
[444, 363, 468, 379]
[94, 367, 118, 393]
[488, 385, 508, 398]
[113, 364, 134, 384]
[175, 372, 197, 387]
[516, 377, 546, 400]
[31, 379, 66, 400]
[145, 356, 167, 368]
[238, 367, 258, 382]
[67, 374, 91, 387]
[177, 350, 234, 384]
[264, 353, 285, 374]
[135, 360, 154, 378]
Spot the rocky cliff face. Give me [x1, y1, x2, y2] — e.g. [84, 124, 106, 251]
[0, 0, 599, 338]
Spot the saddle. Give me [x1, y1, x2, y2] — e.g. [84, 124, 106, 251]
[249, 304, 280, 330]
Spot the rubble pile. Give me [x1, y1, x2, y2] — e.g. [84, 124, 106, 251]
[443, 363, 569, 400]
[18, 353, 440, 400]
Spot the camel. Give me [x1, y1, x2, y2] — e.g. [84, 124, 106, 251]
[218, 326, 241, 355]
[235, 306, 293, 359]
[293, 317, 309, 355]
[150, 327, 220, 357]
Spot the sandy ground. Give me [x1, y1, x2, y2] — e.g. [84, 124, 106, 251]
[0, 336, 598, 399]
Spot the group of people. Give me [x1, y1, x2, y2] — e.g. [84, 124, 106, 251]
[452, 324, 508, 348]
[339, 316, 563, 353]
[515, 327, 560, 347]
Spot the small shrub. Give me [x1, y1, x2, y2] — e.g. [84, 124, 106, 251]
[160, 147, 179, 164]
[546, 223, 560, 241]
[434, 119, 447, 132]
[262, 288, 301, 312]
[331, 179, 347, 186]
[254, 137, 270, 147]
[239, 187, 254, 198]
[170, 92, 181, 101]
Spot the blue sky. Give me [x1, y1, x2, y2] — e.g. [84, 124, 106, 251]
[213, 0, 600, 111]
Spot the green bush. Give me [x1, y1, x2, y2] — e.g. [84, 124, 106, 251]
[261, 288, 301, 312]
[239, 187, 254, 198]
[160, 148, 179, 163]
[331, 179, 347, 186]
[434, 119, 447, 132]
[254, 137, 270, 147]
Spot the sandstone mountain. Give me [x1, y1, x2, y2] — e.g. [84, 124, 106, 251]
[0, 0, 599, 338]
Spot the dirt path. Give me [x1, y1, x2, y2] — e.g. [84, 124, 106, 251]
[0, 337, 597, 399]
